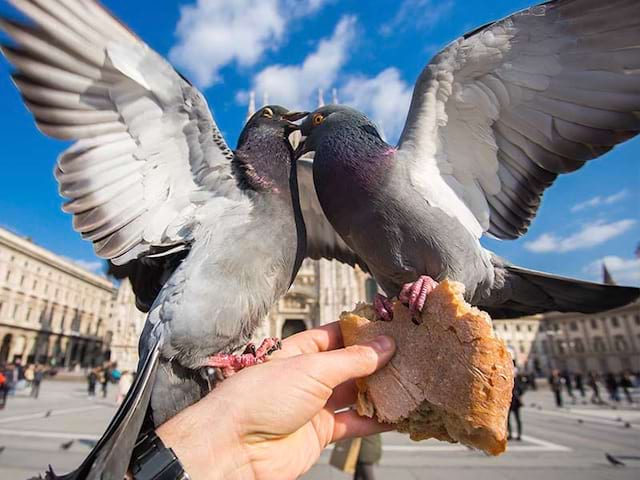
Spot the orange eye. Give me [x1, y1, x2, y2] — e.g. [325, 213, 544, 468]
[312, 113, 324, 126]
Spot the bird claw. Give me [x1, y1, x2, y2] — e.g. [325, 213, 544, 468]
[374, 294, 394, 321]
[399, 275, 438, 323]
[206, 337, 281, 378]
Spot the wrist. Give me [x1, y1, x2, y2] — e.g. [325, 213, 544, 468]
[156, 396, 250, 480]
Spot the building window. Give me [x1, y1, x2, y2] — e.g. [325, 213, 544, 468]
[574, 339, 585, 353]
[519, 343, 525, 353]
[569, 321, 578, 331]
[614, 335, 628, 352]
[4, 270, 9, 281]
[530, 344, 537, 354]
[593, 337, 606, 353]
[503, 324, 508, 331]
[611, 317, 620, 328]
[33, 280, 37, 290]
[12, 304, 19, 319]
[515, 324, 521, 332]
[556, 341, 565, 355]
[590, 318, 598, 329]
[527, 325, 533, 332]
[19, 275, 25, 286]
[634, 315, 640, 326]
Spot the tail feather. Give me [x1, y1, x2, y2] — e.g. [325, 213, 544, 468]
[484, 265, 640, 319]
[47, 340, 161, 480]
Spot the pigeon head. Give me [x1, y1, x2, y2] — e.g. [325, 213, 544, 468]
[295, 104, 384, 158]
[234, 105, 308, 193]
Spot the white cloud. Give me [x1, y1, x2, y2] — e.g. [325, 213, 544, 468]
[570, 189, 629, 213]
[245, 15, 357, 110]
[524, 219, 636, 253]
[169, 0, 329, 87]
[340, 68, 413, 142]
[584, 256, 640, 286]
[380, 0, 454, 36]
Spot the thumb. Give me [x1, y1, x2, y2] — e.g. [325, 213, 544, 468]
[295, 335, 396, 390]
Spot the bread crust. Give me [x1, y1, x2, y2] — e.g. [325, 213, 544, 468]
[339, 280, 513, 455]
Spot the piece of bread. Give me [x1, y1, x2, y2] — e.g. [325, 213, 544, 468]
[339, 279, 513, 455]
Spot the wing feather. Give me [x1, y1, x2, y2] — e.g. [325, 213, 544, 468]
[399, 0, 640, 239]
[1, 0, 236, 264]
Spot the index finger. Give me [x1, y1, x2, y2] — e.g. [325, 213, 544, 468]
[272, 321, 344, 359]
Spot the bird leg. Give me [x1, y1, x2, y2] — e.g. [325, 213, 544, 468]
[399, 275, 438, 323]
[206, 337, 282, 378]
[374, 294, 394, 321]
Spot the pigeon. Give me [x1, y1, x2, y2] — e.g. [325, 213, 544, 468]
[296, 0, 640, 322]
[60, 440, 74, 451]
[0, 1, 320, 478]
[605, 453, 626, 467]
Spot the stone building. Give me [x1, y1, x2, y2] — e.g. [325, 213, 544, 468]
[492, 269, 640, 376]
[0, 227, 115, 368]
[109, 278, 146, 372]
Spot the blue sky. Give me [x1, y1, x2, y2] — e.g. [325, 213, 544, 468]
[0, 0, 639, 285]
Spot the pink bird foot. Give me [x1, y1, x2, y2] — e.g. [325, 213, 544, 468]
[206, 337, 282, 378]
[374, 294, 394, 321]
[399, 275, 438, 324]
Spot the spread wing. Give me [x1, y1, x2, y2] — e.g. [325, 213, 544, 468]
[398, 0, 640, 239]
[297, 158, 369, 271]
[1, 0, 237, 264]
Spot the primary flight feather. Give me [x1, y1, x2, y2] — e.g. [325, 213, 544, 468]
[297, 0, 640, 321]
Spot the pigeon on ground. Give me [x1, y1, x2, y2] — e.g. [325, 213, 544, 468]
[297, 0, 640, 321]
[0, 1, 320, 478]
[605, 453, 626, 466]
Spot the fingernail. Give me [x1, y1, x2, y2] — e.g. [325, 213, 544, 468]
[370, 335, 394, 352]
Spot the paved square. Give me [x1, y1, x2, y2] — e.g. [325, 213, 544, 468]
[0, 380, 638, 479]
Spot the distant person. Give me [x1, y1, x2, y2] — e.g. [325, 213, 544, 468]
[527, 371, 537, 391]
[354, 434, 382, 480]
[30, 365, 44, 399]
[562, 370, 576, 404]
[116, 371, 133, 406]
[24, 364, 35, 387]
[508, 374, 525, 441]
[604, 372, 620, 403]
[99, 366, 110, 398]
[620, 371, 634, 404]
[6, 364, 16, 396]
[574, 372, 586, 400]
[587, 371, 603, 404]
[0, 366, 7, 409]
[549, 369, 563, 407]
[87, 368, 97, 397]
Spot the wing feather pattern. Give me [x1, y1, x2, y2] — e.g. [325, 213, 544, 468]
[399, 0, 640, 239]
[1, 0, 236, 263]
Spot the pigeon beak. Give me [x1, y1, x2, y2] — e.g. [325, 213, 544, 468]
[282, 111, 308, 122]
[288, 130, 302, 150]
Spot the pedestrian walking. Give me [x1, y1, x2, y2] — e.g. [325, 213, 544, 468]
[587, 371, 603, 404]
[30, 365, 44, 399]
[116, 371, 133, 406]
[604, 372, 620, 403]
[99, 366, 110, 399]
[549, 369, 564, 407]
[574, 372, 586, 400]
[87, 368, 97, 397]
[0, 367, 7, 409]
[354, 434, 382, 480]
[562, 370, 576, 404]
[24, 363, 35, 387]
[620, 371, 634, 404]
[508, 374, 525, 441]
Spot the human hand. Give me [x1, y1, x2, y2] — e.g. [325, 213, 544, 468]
[157, 321, 395, 480]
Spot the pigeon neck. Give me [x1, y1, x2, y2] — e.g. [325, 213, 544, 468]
[233, 125, 294, 194]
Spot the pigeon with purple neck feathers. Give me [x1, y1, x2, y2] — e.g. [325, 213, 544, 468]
[0, 1, 328, 478]
[297, 0, 640, 322]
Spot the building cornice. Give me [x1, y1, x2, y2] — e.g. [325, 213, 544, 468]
[0, 227, 114, 292]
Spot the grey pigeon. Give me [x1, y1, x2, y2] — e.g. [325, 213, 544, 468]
[0, 1, 310, 478]
[297, 0, 640, 321]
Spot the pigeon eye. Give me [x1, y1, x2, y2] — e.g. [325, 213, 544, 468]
[263, 107, 274, 118]
[312, 113, 324, 126]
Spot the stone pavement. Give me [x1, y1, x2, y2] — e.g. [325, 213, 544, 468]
[0, 380, 638, 479]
